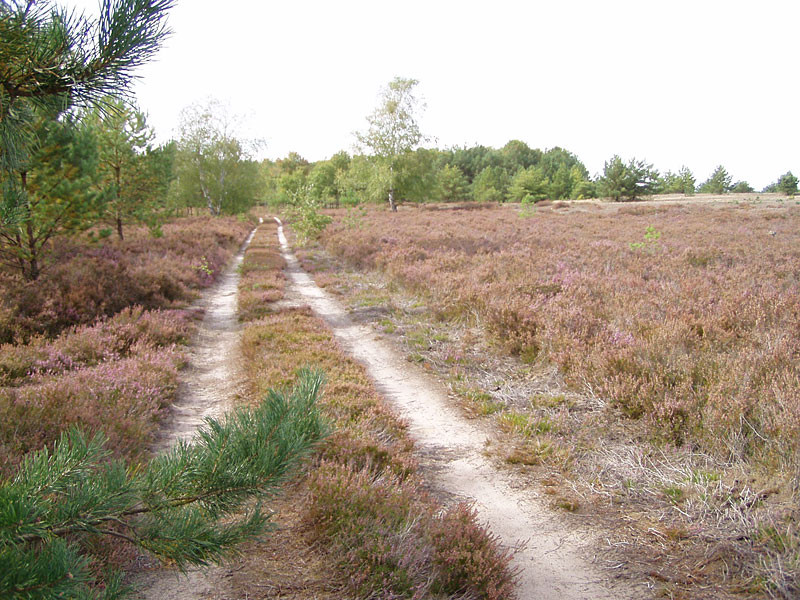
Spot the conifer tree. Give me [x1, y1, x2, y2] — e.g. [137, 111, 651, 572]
[0, 0, 174, 173]
[0, 0, 174, 277]
[84, 97, 157, 239]
[0, 109, 103, 279]
[0, 369, 327, 600]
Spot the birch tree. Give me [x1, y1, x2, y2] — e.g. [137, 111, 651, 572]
[356, 77, 427, 211]
[173, 100, 260, 215]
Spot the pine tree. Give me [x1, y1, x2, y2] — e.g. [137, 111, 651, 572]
[472, 166, 510, 203]
[0, 369, 327, 600]
[1, 0, 174, 278]
[698, 165, 733, 194]
[0, 0, 175, 174]
[438, 164, 471, 202]
[507, 165, 549, 204]
[84, 97, 157, 240]
[0, 110, 104, 280]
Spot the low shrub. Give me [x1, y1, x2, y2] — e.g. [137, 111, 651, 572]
[0, 344, 184, 475]
[0, 216, 251, 343]
[319, 205, 800, 465]
[238, 231, 518, 599]
[0, 306, 193, 386]
[430, 503, 517, 600]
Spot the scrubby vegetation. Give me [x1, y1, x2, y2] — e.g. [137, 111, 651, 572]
[0, 217, 252, 343]
[310, 201, 800, 598]
[0, 370, 325, 600]
[237, 221, 518, 599]
[0, 217, 251, 473]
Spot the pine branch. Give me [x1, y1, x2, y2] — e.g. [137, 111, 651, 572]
[0, 369, 327, 599]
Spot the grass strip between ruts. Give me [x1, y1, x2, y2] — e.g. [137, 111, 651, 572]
[236, 219, 518, 600]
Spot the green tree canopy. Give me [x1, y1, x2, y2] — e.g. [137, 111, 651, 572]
[171, 99, 261, 215]
[356, 77, 427, 211]
[507, 165, 549, 204]
[730, 180, 754, 193]
[500, 140, 542, 174]
[0, 110, 103, 280]
[0, 0, 174, 279]
[472, 166, 510, 203]
[438, 164, 470, 202]
[83, 97, 157, 239]
[0, 0, 174, 173]
[763, 171, 798, 196]
[538, 147, 588, 182]
[698, 165, 733, 194]
[597, 155, 658, 201]
[659, 166, 696, 195]
[448, 145, 503, 182]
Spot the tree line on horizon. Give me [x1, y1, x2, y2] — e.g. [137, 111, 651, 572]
[262, 142, 799, 209]
[3, 53, 797, 283]
[260, 77, 798, 211]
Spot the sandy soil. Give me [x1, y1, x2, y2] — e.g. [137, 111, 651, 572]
[275, 218, 651, 600]
[130, 227, 256, 600]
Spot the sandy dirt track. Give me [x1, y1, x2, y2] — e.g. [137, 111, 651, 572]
[275, 218, 650, 600]
[133, 227, 256, 599]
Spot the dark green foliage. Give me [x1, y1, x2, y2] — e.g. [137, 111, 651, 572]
[659, 166, 696, 195]
[83, 97, 163, 240]
[731, 180, 754, 193]
[393, 148, 440, 204]
[438, 164, 470, 202]
[1, 0, 174, 279]
[0, 111, 104, 280]
[764, 171, 798, 196]
[538, 146, 588, 182]
[698, 165, 733, 194]
[473, 166, 511, 203]
[448, 144, 504, 181]
[500, 140, 542, 173]
[507, 165, 549, 203]
[0, 0, 174, 173]
[0, 369, 326, 599]
[597, 155, 658, 201]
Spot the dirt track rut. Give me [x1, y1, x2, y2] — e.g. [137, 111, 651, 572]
[275, 218, 648, 600]
[133, 227, 256, 599]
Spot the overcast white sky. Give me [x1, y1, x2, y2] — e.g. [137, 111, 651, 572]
[65, 0, 797, 189]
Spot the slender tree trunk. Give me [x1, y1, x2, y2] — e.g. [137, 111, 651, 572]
[19, 170, 39, 280]
[114, 165, 124, 240]
[388, 163, 397, 211]
[15, 230, 25, 276]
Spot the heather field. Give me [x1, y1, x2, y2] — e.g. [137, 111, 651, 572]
[309, 200, 800, 598]
[231, 221, 516, 599]
[0, 217, 253, 474]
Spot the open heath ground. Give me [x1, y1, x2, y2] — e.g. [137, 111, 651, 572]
[303, 199, 800, 598]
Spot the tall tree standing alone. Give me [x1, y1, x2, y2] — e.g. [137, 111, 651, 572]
[356, 77, 427, 211]
[84, 98, 155, 239]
